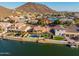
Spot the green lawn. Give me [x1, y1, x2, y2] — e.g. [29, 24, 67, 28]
[54, 36, 64, 40]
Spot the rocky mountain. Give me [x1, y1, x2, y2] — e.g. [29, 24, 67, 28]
[16, 2, 56, 14]
[0, 6, 12, 17]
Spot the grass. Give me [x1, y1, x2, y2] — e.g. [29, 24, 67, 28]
[41, 33, 49, 38]
[54, 36, 64, 40]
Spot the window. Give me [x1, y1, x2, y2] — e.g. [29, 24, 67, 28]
[57, 30, 59, 31]
[66, 34, 69, 37]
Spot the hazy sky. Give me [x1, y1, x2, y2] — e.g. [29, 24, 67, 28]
[0, 2, 79, 12]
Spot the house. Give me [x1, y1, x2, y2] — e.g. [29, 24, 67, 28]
[36, 14, 43, 19]
[26, 12, 36, 21]
[7, 23, 33, 37]
[27, 19, 38, 24]
[33, 26, 50, 33]
[65, 25, 79, 37]
[7, 23, 32, 32]
[0, 22, 12, 31]
[74, 12, 79, 18]
[59, 18, 73, 22]
[0, 17, 11, 22]
[41, 18, 53, 25]
[18, 15, 26, 23]
[50, 25, 66, 36]
[9, 16, 20, 23]
[3, 17, 11, 22]
[63, 24, 79, 41]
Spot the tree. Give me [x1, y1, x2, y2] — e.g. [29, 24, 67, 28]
[37, 20, 45, 26]
[53, 20, 61, 25]
[63, 21, 72, 26]
[74, 18, 79, 24]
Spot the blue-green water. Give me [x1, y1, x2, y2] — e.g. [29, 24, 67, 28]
[0, 39, 79, 56]
[48, 18, 59, 21]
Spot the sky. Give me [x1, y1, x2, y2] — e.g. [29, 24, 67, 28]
[0, 2, 79, 12]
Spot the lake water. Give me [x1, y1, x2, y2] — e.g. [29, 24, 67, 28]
[0, 39, 79, 56]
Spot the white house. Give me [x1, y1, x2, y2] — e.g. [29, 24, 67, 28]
[60, 18, 73, 22]
[52, 25, 66, 36]
[54, 29, 66, 36]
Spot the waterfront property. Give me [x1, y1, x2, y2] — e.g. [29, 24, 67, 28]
[0, 2, 79, 49]
[50, 25, 65, 36]
[33, 25, 50, 33]
[64, 25, 79, 41]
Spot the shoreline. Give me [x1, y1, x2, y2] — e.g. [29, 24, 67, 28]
[0, 35, 69, 45]
[0, 32, 79, 48]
